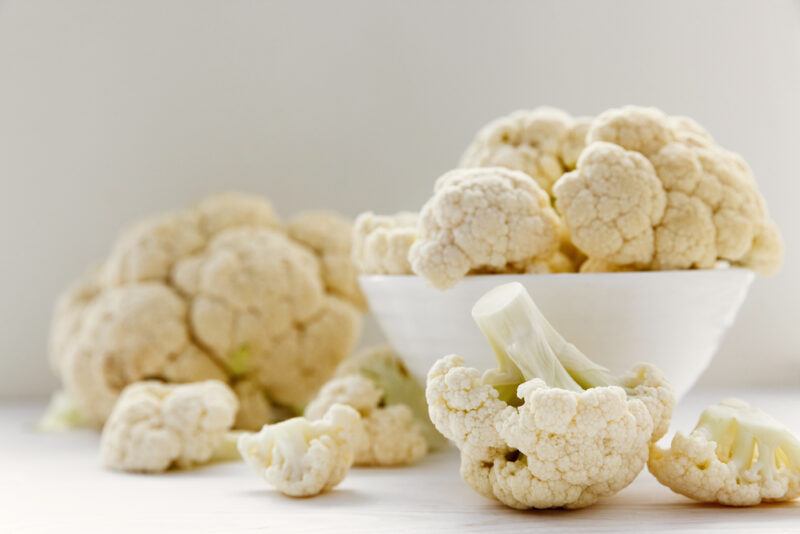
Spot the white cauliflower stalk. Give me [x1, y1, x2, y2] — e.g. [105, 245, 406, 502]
[649, 398, 800, 506]
[238, 404, 363, 497]
[460, 108, 590, 193]
[426, 282, 674, 509]
[352, 211, 418, 275]
[409, 168, 563, 289]
[554, 106, 783, 274]
[100, 380, 238, 473]
[305, 375, 427, 466]
[48, 192, 364, 428]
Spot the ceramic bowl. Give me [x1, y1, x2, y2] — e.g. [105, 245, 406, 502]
[359, 270, 755, 398]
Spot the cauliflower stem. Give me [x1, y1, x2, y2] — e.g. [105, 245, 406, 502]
[473, 282, 635, 401]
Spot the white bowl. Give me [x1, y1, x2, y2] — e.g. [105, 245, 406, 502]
[359, 270, 755, 399]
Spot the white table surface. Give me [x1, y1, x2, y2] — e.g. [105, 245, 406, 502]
[2, 389, 799, 533]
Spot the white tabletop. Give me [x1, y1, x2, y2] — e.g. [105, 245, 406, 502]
[2, 388, 798, 533]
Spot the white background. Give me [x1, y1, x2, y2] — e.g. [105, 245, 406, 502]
[0, 0, 797, 398]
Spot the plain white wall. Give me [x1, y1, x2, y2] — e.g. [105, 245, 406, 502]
[1, 0, 798, 398]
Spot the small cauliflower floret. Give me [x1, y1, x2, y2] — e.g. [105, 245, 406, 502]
[352, 211, 418, 275]
[555, 106, 784, 274]
[287, 211, 366, 309]
[335, 345, 446, 450]
[306, 375, 427, 466]
[100, 380, 238, 473]
[426, 282, 674, 509]
[649, 398, 800, 506]
[238, 404, 363, 497]
[460, 108, 589, 193]
[409, 168, 562, 289]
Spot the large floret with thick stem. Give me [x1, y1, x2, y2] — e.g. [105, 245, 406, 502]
[460, 108, 590, 193]
[649, 398, 800, 506]
[409, 168, 562, 289]
[238, 404, 363, 497]
[100, 380, 238, 473]
[425, 282, 674, 509]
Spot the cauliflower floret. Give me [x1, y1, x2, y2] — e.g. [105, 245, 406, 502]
[426, 282, 673, 509]
[409, 168, 562, 289]
[193, 191, 281, 237]
[238, 404, 363, 497]
[50, 192, 364, 429]
[60, 284, 228, 426]
[649, 398, 800, 506]
[287, 211, 366, 309]
[334, 344, 446, 450]
[100, 380, 238, 473]
[460, 108, 589, 193]
[352, 211, 417, 275]
[173, 227, 361, 410]
[305, 375, 427, 466]
[554, 142, 667, 267]
[555, 106, 783, 274]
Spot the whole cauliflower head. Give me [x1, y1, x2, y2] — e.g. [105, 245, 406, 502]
[305, 375, 427, 466]
[554, 106, 783, 274]
[352, 211, 418, 275]
[649, 398, 800, 506]
[426, 282, 674, 509]
[238, 404, 363, 497]
[460, 108, 591, 193]
[409, 168, 562, 289]
[100, 380, 238, 473]
[50, 192, 364, 428]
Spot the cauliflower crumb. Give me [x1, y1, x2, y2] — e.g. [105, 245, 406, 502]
[238, 404, 363, 497]
[100, 380, 238, 473]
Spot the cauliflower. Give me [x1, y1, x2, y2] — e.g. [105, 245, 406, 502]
[426, 282, 674, 509]
[460, 108, 590, 193]
[305, 375, 427, 466]
[100, 380, 238, 473]
[287, 210, 366, 309]
[554, 106, 783, 274]
[649, 398, 800, 506]
[335, 345, 447, 450]
[352, 211, 418, 275]
[49, 192, 363, 428]
[238, 404, 363, 497]
[409, 168, 563, 289]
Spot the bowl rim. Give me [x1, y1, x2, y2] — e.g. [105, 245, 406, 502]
[359, 268, 756, 285]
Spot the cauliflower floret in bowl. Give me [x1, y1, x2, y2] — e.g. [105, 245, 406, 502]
[359, 269, 754, 400]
